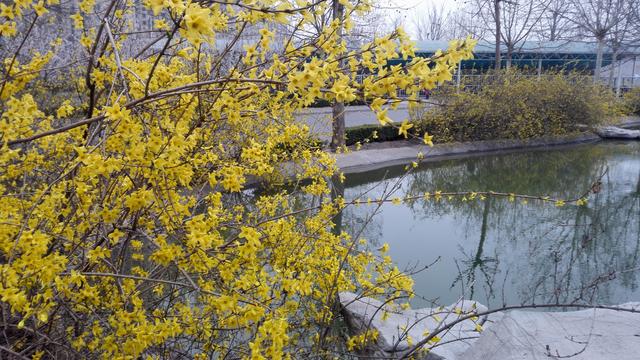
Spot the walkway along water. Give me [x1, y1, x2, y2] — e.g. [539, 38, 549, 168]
[334, 116, 640, 175]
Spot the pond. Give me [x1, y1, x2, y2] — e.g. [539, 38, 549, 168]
[340, 141, 640, 309]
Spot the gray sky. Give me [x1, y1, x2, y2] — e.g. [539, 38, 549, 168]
[385, 0, 465, 38]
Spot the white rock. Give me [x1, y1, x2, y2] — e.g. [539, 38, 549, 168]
[340, 294, 640, 360]
[595, 126, 640, 139]
[459, 303, 640, 360]
[339, 292, 488, 359]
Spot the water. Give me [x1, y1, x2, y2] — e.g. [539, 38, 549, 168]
[341, 141, 640, 308]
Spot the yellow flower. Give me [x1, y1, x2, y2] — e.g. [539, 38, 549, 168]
[33, 1, 48, 15]
[79, 0, 94, 13]
[398, 120, 413, 138]
[376, 109, 392, 126]
[104, 102, 130, 121]
[423, 132, 434, 146]
[148, 0, 164, 15]
[0, 22, 17, 37]
[183, 4, 214, 45]
[70, 13, 83, 29]
[80, 34, 92, 48]
[56, 100, 74, 118]
[155, 19, 169, 30]
[1, 3, 14, 19]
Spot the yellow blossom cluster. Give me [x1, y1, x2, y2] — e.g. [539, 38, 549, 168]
[0, 0, 475, 358]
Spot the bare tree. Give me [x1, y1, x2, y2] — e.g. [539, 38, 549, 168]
[493, 0, 502, 69]
[331, 0, 346, 151]
[448, 6, 490, 40]
[500, 0, 551, 67]
[285, 0, 396, 151]
[535, 0, 578, 41]
[412, 4, 449, 41]
[464, 0, 508, 69]
[605, 0, 640, 91]
[566, 0, 635, 81]
[469, 0, 550, 69]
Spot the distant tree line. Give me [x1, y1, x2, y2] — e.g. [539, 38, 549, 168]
[409, 0, 640, 80]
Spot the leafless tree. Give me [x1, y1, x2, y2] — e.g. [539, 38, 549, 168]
[468, 0, 551, 68]
[566, 0, 636, 81]
[412, 4, 449, 41]
[330, 0, 346, 151]
[462, 0, 505, 68]
[293, 0, 403, 150]
[448, 6, 491, 40]
[387, 11, 406, 33]
[535, 0, 578, 41]
[501, 0, 552, 67]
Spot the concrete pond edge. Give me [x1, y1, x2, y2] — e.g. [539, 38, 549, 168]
[334, 117, 640, 175]
[340, 292, 640, 360]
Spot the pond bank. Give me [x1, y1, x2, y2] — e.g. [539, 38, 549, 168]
[335, 116, 640, 175]
[340, 292, 640, 360]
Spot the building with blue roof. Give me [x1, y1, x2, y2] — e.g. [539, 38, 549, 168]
[406, 40, 640, 72]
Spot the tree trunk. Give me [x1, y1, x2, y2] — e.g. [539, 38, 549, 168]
[594, 37, 604, 83]
[330, 0, 346, 151]
[468, 197, 491, 299]
[494, 0, 501, 70]
[549, 12, 558, 41]
[537, 57, 542, 80]
[609, 50, 618, 87]
[331, 103, 345, 150]
[330, 174, 345, 236]
[633, 56, 637, 87]
[506, 45, 513, 69]
[616, 57, 624, 96]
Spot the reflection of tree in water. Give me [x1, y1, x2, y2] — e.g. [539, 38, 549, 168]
[526, 161, 640, 306]
[343, 142, 640, 306]
[328, 175, 384, 246]
[450, 197, 500, 301]
[340, 205, 384, 247]
[405, 145, 615, 305]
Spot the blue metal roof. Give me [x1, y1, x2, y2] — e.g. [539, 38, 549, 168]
[414, 40, 616, 55]
[404, 40, 638, 71]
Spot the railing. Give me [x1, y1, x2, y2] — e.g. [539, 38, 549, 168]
[598, 76, 639, 90]
[355, 72, 640, 99]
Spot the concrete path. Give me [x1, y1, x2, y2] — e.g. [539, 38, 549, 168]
[333, 133, 601, 175]
[296, 103, 412, 141]
[333, 117, 640, 175]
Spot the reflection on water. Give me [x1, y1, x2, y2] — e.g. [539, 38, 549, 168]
[342, 141, 640, 308]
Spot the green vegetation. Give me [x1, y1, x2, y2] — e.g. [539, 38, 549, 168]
[418, 71, 620, 143]
[623, 87, 640, 115]
[345, 122, 422, 146]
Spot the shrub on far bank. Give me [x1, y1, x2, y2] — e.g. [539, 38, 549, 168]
[623, 87, 640, 114]
[417, 70, 620, 143]
[345, 122, 422, 146]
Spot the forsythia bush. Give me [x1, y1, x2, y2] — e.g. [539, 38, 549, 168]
[419, 70, 617, 142]
[0, 0, 474, 358]
[623, 87, 640, 114]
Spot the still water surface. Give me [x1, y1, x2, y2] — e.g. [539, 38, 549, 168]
[341, 141, 640, 308]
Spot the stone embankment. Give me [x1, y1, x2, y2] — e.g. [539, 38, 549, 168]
[340, 292, 640, 360]
[595, 126, 640, 139]
[335, 117, 640, 175]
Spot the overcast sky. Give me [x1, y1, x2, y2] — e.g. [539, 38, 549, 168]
[382, 0, 465, 38]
